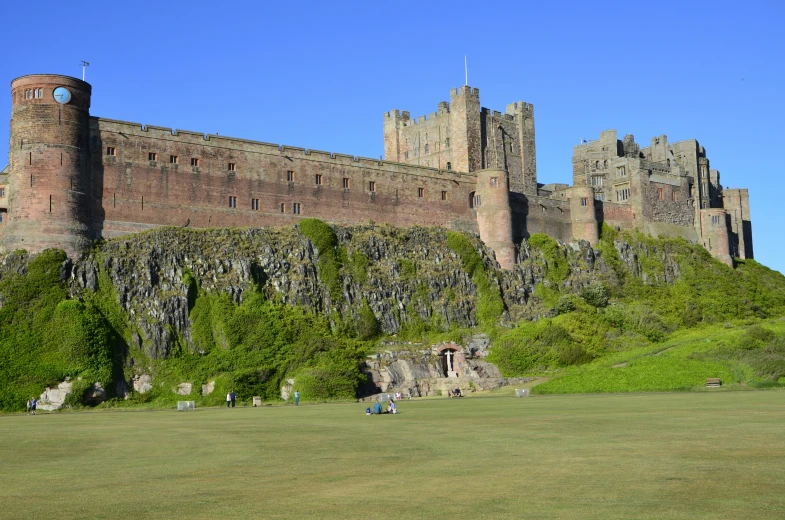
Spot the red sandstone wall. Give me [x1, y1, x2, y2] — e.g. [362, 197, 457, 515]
[90, 119, 479, 237]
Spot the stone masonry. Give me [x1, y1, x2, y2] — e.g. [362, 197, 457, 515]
[1, 74, 753, 267]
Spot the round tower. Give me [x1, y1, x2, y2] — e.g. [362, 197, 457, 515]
[567, 186, 599, 245]
[474, 168, 515, 269]
[700, 208, 732, 266]
[2, 74, 93, 257]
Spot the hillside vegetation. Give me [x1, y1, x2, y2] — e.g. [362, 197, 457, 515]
[0, 221, 784, 410]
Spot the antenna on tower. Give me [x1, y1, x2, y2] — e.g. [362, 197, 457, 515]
[79, 61, 90, 81]
[464, 56, 468, 86]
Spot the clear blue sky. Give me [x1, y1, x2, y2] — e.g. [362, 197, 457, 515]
[2, 0, 783, 273]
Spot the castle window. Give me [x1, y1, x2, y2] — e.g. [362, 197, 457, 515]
[280, 203, 286, 213]
[581, 198, 588, 207]
[425, 144, 429, 153]
[191, 158, 199, 167]
[591, 176, 603, 186]
[343, 178, 350, 190]
[0, 188, 5, 197]
[658, 188, 664, 200]
[33, 88, 43, 99]
[445, 138, 450, 149]
[617, 167, 626, 177]
[24, 89, 31, 99]
[315, 174, 323, 186]
[541, 205, 547, 213]
[473, 194, 482, 208]
[170, 155, 179, 164]
[712, 215, 720, 225]
[293, 203, 301, 215]
[251, 198, 259, 210]
[672, 191, 677, 202]
[106, 147, 116, 156]
[228, 163, 236, 172]
[594, 161, 599, 169]
[404, 151, 409, 160]
[418, 188, 424, 198]
[490, 177, 499, 188]
[286, 170, 294, 182]
[149, 152, 157, 161]
[446, 162, 452, 170]
[616, 188, 630, 201]
[229, 196, 237, 208]
[441, 191, 447, 201]
[595, 193, 605, 201]
[603, 160, 607, 169]
[667, 159, 671, 167]
[369, 181, 376, 192]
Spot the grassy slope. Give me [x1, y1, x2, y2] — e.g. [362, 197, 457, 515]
[2, 392, 784, 519]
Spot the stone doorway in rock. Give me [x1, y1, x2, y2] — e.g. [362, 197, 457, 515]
[437, 344, 462, 378]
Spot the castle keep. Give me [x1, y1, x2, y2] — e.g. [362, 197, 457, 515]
[0, 74, 753, 267]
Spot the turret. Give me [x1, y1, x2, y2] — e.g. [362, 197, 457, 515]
[2, 75, 93, 257]
[474, 168, 515, 269]
[567, 186, 599, 245]
[700, 209, 732, 266]
[449, 86, 481, 173]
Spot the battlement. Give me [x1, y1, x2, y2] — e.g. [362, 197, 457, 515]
[450, 85, 480, 98]
[481, 107, 514, 121]
[505, 101, 534, 115]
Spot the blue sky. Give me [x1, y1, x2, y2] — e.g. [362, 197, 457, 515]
[1, 0, 783, 273]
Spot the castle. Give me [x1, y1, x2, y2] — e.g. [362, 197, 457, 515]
[0, 74, 753, 267]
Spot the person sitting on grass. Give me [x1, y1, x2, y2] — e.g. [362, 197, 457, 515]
[373, 402, 382, 415]
[388, 399, 396, 414]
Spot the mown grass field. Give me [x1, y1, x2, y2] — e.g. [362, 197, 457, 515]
[2, 391, 785, 519]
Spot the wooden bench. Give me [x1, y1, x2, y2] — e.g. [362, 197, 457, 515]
[706, 378, 722, 388]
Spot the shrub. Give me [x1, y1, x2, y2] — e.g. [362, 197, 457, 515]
[299, 219, 343, 302]
[355, 300, 380, 341]
[527, 234, 570, 283]
[581, 282, 610, 308]
[556, 295, 576, 315]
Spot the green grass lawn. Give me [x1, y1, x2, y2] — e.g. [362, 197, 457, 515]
[2, 391, 785, 519]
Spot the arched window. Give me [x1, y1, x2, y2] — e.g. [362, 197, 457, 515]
[469, 191, 476, 209]
[603, 160, 607, 168]
[594, 160, 599, 169]
[446, 162, 452, 170]
[667, 158, 671, 167]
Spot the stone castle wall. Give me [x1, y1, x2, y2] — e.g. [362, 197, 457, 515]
[91, 118, 480, 239]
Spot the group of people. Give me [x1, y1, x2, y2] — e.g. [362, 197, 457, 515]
[25, 397, 37, 415]
[367, 398, 397, 415]
[448, 388, 463, 398]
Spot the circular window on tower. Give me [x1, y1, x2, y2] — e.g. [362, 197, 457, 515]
[53, 87, 71, 104]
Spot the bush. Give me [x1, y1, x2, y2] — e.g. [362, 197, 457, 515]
[299, 219, 343, 302]
[528, 234, 570, 283]
[556, 295, 576, 315]
[581, 282, 610, 308]
[355, 300, 380, 341]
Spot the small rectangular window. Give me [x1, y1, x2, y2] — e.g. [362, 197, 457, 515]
[106, 147, 116, 156]
[441, 190, 447, 201]
[170, 155, 179, 164]
[712, 215, 720, 225]
[445, 138, 450, 149]
[228, 162, 236, 172]
[580, 198, 588, 207]
[293, 203, 301, 215]
[672, 191, 677, 202]
[0, 188, 5, 197]
[490, 177, 499, 187]
[541, 205, 547, 213]
[251, 198, 259, 210]
[287, 171, 294, 182]
[280, 203, 286, 213]
[191, 158, 199, 167]
[343, 178, 350, 190]
[315, 174, 323, 185]
[229, 196, 237, 208]
[617, 167, 626, 177]
[369, 181, 376, 192]
[658, 188, 664, 200]
[404, 151, 409, 159]
[149, 152, 157, 161]
[418, 187, 424, 198]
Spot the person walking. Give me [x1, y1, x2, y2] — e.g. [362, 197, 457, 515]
[30, 397, 37, 415]
[294, 390, 300, 406]
[26, 399, 31, 415]
[230, 390, 237, 408]
[226, 392, 232, 408]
